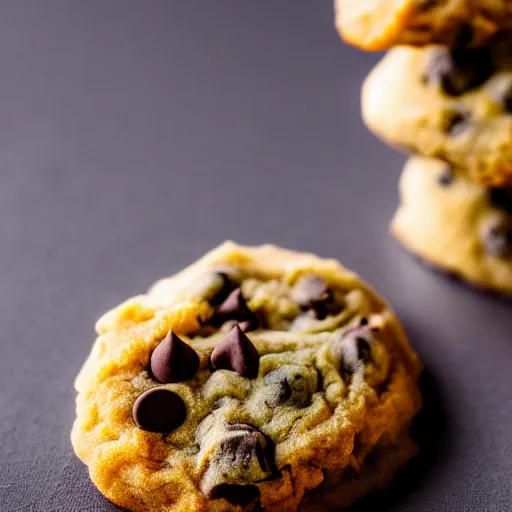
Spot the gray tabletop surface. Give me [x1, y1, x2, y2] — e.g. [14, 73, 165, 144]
[1, 1, 511, 511]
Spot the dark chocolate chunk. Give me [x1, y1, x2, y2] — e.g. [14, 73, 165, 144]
[483, 222, 512, 258]
[438, 165, 454, 186]
[211, 288, 259, 332]
[291, 274, 334, 320]
[220, 427, 268, 472]
[210, 325, 260, 378]
[201, 423, 275, 504]
[489, 188, 512, 215]
[291, 274, 331, 306]
[209, 483, 261, 506]
[339, 327, 373, 374]
[190, 272, 235, 307]
[265, 374, 292, 407]
[150, 331, 199, 384]
[216, 288, 248, 318]
[208, 272, 236, 307]
[454, 24, 475, 47]
[441, 108, 470, 136]
[264, 365, 315, 408]
[423, 47, 494, 96]
[132, 388, 186, 432]
[311, 302, 329, 320]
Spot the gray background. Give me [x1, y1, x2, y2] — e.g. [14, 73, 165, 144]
[1, 1, 511, 511]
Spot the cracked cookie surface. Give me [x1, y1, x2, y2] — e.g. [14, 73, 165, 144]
[363, 43, 512, 187]
[335, 0, 512, 51]
[392, 156, 512, 295]
[71, 242, 422, 511]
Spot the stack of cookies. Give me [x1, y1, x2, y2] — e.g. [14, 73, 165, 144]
[336, 0, 512, 296]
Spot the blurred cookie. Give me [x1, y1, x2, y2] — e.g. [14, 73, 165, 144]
[72, 242, 422, 512]
[363, 43, 512, 187]
[392, 156, 512, 295]
[335, 0, 512, 51]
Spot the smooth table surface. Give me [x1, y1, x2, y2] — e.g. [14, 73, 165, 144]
[1, 1, 511, 511]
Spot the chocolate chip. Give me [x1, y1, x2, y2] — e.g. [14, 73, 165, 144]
[312, 303, 329, 320]
[208, 272, 236, 307]
[291, 274, 331, 305]
[438, 164, 454, 186]
[291, 274, 334, 320]
[489, 188, 512, 214]
[216, 288, 248, 318]
[339, 327, 372, 374]
[265, 374, 292, 407]
[209, 484, 261, 506]
[211, 288, 259, 332]
[150, 331, 199, 384]
[210, 325, 260, 378]
[201, 424, 274, 505]
[423, 47, 494, 96]
[264, 365, 315, 408]
[220, 425, 274, 479]
[454, 24, 475, 47]
[190, 272, 235, 307]
[221, 427, 268, 472]
[483, 222, 512, 257]
[132, 388, 186, 432]
[441, 108, 470, 136]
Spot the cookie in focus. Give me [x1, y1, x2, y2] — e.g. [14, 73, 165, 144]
[71, 242, 422, 511]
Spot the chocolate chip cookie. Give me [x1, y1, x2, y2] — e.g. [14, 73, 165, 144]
[392, 156, 512, 295]
[71, 242, 422, 511]
[362, 43, 512, 187]
[335, 0, 512, 51]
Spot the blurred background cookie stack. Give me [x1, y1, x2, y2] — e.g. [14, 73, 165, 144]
[335, 0, 512, 296]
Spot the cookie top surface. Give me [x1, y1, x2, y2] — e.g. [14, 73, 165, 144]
[363, 43, 512, 187]
[335, 0, 512, 51]
[72, 242, 421, 512]
[392, 156, 512, 295]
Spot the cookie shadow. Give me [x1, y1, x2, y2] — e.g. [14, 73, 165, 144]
[346, 364, 451, 512]
[407, 247, 512, 306]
